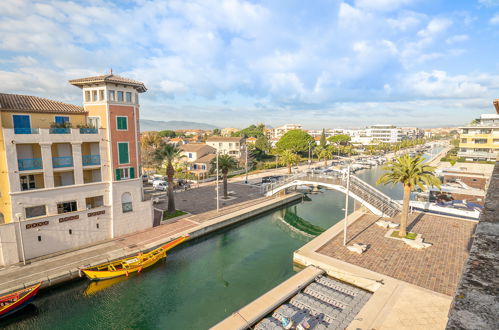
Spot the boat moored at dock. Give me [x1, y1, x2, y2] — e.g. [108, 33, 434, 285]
[0, 283, 42, 319]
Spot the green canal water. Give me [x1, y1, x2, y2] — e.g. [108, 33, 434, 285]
[2, 148, 440, 330]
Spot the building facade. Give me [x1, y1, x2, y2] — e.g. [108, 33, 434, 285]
[206, 136, 245, 158]
[0, 74, 153, 266]
[458, 103, 499, 162]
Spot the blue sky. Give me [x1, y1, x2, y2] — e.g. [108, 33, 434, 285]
[1, 0, 498, 129]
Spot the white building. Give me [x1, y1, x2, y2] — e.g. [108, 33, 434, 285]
[206, 136, 246, 159]
[266, 124, 303, 140]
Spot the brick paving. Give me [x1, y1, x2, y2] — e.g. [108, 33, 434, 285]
[318, 213, 476, 296]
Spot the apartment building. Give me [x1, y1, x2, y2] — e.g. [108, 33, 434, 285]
[0, 74, 153, 266]
[266, 124, 303, 140]
[206, 136, 245, 158]
[458, 103, 499, 162]
[180, 144, 216, 179]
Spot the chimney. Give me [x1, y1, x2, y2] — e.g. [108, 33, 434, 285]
[494, 99, 499, 114]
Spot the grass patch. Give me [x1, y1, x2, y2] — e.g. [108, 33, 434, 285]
[391, 231, 417, 240]
[163, 210, 187, 220]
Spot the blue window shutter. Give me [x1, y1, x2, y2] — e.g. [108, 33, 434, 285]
[130, 167, 135, 179]
[118, 143, 129, 164]
[115, 169, 121, 181]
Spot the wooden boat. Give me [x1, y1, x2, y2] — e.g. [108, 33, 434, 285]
[81, 234, 190, 281]
[0, 283, 42, 319]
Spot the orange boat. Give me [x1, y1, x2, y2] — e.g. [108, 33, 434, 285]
[81, 234, 189, 281]
[0, 283, 42, 319]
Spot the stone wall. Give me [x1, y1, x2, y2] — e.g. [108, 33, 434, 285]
[446, 161, 499, 330]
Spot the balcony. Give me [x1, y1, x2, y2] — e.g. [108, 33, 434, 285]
[79, 128, 98, 134]
[14, 128, 39, 134]
[82, 154, 101, 166]
[49, 128, 71, 134]
[52, 156, 74, 168]
[18, 158, 43, 171]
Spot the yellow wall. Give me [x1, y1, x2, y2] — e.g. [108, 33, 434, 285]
[1, 112, 86, 129]
[460, 132, 499, 150]
[34, 173, 45, 189]
[84, 105, 108, 128]
[0, 115, 12, 223]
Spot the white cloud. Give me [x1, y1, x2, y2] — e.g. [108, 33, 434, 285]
[491, 13, 499, 24]
[478, 0, 499, 7]
[417, 18, 452, 39]
[355, 0, 415, 12]
[445, 34, 469, 44]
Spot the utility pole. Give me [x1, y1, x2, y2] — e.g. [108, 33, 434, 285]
[15, 213, 26, 265]
[245, 144, 248, 184]
[308, 141, 312, 169]
[216, 151, 219, 212]
[343, 164, 350, 246]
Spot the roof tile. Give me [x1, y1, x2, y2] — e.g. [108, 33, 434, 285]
[0, 93, 85, 114]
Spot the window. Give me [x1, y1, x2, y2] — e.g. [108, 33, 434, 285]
[474, 139, 487, 144]
[57, 201, 77, 214]
[461, 138, 467, 143]
[121, 192, 133, 213]
[109, 90, 115, 101]
[462, 129, 468, 134]
[85, 91, 90, 102]
[116, 167, 135, 180]
[92, 90, 97, 102]
[118, 142, 130, 164]
[88, 117, 100, 128]
[494, 139, 499, 144]
[117, 116, 128, 130]
[55, 116, 69, 125]
[85, 196, 104, 209]
[0, 212, 4, 225]
[188, 153, 193, 159]
[25, 205, 46, 219]
[126, 92, 132, 102]
[20, 175, 36, 191]
[117, 91, 124, 102]
[99, 90, 104, 101]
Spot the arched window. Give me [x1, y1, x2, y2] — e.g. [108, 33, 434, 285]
[121, 192, 133, 213]
[0, 212, 4, 225]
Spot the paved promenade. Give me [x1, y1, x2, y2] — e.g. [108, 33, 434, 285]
[0, 193, 301, 295]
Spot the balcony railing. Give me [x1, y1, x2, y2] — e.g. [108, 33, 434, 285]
[82, 154, 101, 166]
[14, 128, 39, 134]
[79, 128, 98, 134]
[52, 156, 74, 168]
[49, 128, 71, 134]
[18, 158, 43, 171]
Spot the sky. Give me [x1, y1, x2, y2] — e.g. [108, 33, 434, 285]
[1, 0, 498, 129]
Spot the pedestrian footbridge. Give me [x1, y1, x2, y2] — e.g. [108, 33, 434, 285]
[263, 170, 401, 218]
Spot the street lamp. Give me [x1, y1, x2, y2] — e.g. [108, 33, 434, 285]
[308, 141, 313, 169]
[15, 213, 26, 265]
[216, 151, 219, 212]
[343, 164, 351, 246]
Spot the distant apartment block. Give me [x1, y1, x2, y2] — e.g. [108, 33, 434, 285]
[266, 124, 303, 140]
[0, 74, 153, 266]
[458, 104, 499, 162]
[206, 136, 245, 158]
[221, 127, 239, 136]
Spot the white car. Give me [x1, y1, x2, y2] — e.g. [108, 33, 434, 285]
[148, 174, 164, 184]
[153, 180, 168, 191]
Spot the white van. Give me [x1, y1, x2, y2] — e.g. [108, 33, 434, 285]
[153, 180, 168, 191]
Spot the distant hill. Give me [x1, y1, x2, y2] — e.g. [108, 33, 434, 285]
[140, 119, 218, 132]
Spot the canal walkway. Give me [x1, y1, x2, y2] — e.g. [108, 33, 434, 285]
[0, 193, 302, 296]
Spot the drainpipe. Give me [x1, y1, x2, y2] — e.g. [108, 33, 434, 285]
[343, 164, 350, 246]
[15, 213, 26, 265]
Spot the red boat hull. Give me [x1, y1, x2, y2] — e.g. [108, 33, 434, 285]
[0, 283, 41, 319]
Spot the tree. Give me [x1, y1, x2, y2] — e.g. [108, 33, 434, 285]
[211, 154, 239, 199]
[376, 154, 441, 237]
[276, 130, 314, 153]
[140, 132, 162, 170]
[213, 128, 221, 136]
[154, 143, 185, 213]
[232, 123, 265, 138]
[158, 130, 176, 138]
[320, 129, 327, 147]
[327, 134, 351, 145]
[315, 146, 332, 166]
[280, 150, 300, 174]
[255, 135, 272, 155]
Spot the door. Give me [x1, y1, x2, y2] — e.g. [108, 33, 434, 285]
[13, 115, 31, 134]
[88, 117, 100, 128]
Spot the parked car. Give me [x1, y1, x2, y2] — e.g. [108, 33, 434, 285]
[153, 180, 168, 191]
[148, 174, 164, 184]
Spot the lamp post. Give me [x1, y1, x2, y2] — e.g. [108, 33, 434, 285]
[244, 144, 248, 184]
[216, 151, 219, 212]
[15, 213, 26, 265]
[343, 164, 351, 246]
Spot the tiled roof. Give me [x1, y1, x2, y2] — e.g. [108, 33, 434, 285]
[195, 154, 216, 164]
[181, 144, 216, 153]
[206, 136, 244, 142]
[0, 93, 85, 114]
[69, 74, 147, 93]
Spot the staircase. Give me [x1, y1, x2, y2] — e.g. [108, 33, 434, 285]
[264, 170, 401, 218]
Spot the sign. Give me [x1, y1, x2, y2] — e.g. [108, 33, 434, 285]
[26, 221, 49, 229]
[59, 215, 79, 223]
[88, 210, 105, 217]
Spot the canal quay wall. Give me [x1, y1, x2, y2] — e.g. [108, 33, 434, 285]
[0, 193, 302, 296]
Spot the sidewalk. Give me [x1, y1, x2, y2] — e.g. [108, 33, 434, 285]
[0, 193, 302, 295]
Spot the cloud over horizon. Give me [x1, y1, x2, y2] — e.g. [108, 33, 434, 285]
[0, 0, 498, 129]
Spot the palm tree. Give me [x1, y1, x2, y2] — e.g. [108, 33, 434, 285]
[315, 146, 332, 166]
[376, 154, 441, 237]
[280, 150, 300, 174]
[211, 154, 239, 199]
[154, 143, 185, 213]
